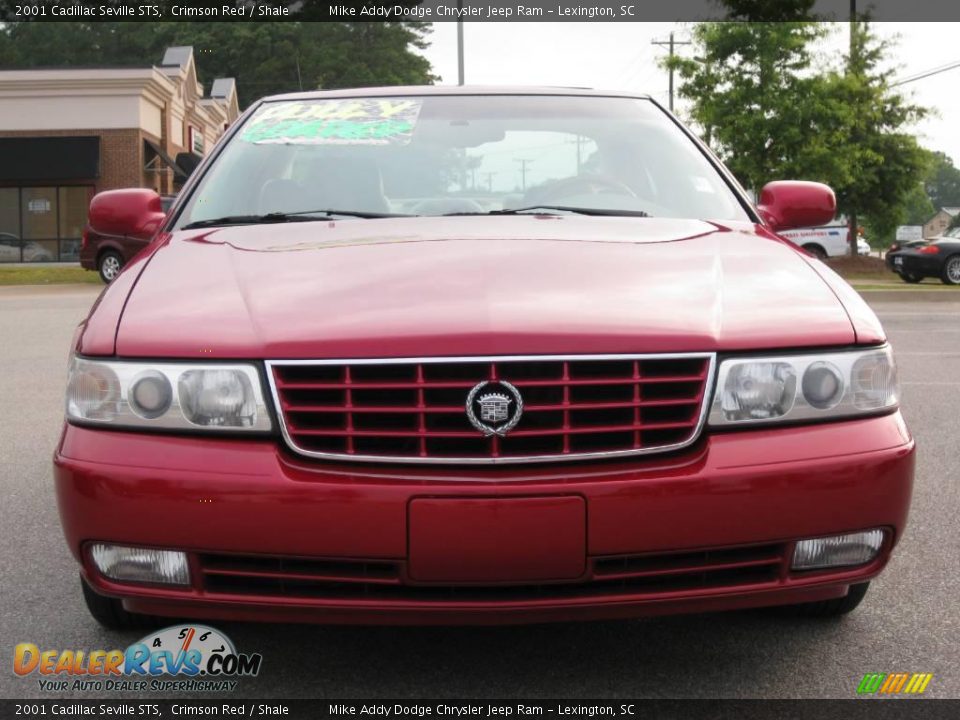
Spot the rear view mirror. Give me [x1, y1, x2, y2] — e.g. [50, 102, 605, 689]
[757, 181, 836, 231]
[88, 189, 166, 240]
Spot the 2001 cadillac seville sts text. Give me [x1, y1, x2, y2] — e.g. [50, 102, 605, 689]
[55, 88, 914, 628]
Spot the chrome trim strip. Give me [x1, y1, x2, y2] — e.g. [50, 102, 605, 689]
[265, 353, 716, 466]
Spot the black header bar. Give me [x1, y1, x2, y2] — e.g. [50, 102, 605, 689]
[1, 699, 958, 720]
[1, 0, 960, 22]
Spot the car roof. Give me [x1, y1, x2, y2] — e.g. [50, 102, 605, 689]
[264, 85, 654, 103]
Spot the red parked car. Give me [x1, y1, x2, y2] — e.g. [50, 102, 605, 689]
[79, 195, 176, 282]
[56, 88, 913, 629]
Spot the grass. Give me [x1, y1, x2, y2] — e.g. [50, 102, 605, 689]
[825, 255, 959, 290]
[0, 265, 101, 286]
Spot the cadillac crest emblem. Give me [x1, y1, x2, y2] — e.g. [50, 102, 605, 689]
[465, 380, 524, 437]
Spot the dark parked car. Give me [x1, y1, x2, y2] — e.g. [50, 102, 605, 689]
[80, 195, 175, 282]
[887, 227, 960, 284]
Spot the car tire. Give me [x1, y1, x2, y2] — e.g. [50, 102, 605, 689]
[98, 251, 123, 284]
[802, 244, 827, 261]
[900, 272, 922, 284]
[80, 576, 156, 630]
[940, 255, 960, 285]
[788, 582, 870, 618]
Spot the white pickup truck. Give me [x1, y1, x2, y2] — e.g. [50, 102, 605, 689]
[778, 225, 870, 258]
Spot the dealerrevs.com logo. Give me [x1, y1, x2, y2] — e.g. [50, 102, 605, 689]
[13, 625, 262, 693]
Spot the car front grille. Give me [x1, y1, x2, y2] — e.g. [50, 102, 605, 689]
[196, 543, 785, 603]
[267, 354, 715, 464]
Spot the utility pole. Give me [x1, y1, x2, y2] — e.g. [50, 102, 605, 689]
[651, 32, 691, 112]
[847, 0, 859, 257]
[515, 159, 532, 192]
[482, 172, 495, 192]
[457, 0, 465, 86]
[564, 136, 586, 172]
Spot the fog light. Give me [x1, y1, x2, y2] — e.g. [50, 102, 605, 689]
[89, 543, 190, 586]
[792, 530, 885, 570]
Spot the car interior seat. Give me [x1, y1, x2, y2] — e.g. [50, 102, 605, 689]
[292, 152, 391, 214]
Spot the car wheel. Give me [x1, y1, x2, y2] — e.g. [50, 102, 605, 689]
[80, 576, 156, 630]
[98, 251, 123, 283]
[940, 255, 960, 285]
[788, 582, 870, 618]
[802, 244, 827, 261]
[900, 272, 922, 284]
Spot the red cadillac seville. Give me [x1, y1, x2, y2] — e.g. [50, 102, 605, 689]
[55, 88, 914, 628]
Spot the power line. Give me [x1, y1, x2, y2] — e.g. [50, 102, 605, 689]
[891, 59, 960, 87]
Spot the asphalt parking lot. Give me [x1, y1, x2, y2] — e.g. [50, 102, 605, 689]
[1, 283, 958, 700]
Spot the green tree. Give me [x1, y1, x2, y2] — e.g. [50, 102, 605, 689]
[831, 21, 927, 252]
[924, 151, 960, 210]
[668, 21, 848, 195]
[671, 14, 928, 255]
[901, 179, 936, 226]
[0, 20, 437, 108]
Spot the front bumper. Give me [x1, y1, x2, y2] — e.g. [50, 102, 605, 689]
[54, 413, 914, 625]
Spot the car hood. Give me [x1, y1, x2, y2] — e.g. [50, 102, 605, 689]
[112, 216, 860, 358]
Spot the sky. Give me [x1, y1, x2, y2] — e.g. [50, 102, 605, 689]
[419, 22, 960, 167]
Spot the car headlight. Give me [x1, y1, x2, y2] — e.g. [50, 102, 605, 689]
[66, 356, 272, 432]
[709, 346, 898, 426]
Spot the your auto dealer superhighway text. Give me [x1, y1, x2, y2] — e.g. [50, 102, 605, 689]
[330, 706, 627, 717]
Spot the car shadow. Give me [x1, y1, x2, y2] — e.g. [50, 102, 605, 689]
[199, 608, 857, 698]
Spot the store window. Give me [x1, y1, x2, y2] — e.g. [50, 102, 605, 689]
[0, 185, 92, 262]
[0, 188, 19, 264]
[58, 187, 91, 261]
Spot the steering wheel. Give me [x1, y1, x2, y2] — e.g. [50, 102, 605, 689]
[525, 173, 638, 204]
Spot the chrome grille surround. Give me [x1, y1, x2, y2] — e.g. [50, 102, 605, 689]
[266, 353, 716, 465]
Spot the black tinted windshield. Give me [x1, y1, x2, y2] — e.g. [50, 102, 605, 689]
[175, 94, 750, 227]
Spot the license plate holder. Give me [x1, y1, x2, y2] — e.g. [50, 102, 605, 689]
[407, 496, 586, 583]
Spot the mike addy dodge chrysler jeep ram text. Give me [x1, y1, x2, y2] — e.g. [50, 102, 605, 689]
[56, 88, 914, 628]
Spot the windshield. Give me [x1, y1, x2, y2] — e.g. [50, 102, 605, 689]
[175, 94, 750, 228]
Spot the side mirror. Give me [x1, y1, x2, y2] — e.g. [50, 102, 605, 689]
[757, 181, 836, 231]
[88, 189, 166, 240]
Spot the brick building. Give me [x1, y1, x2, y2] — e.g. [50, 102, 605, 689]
[0, 47, 238, 262]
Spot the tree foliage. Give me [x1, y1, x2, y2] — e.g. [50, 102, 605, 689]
[671, 11, 929, 253]
[924, 150, 960, 210]
[0, 19, 437, 108]
[828, 22, 928, 246]
[900, 180, 936, 226]
[669, 21, 844, 194]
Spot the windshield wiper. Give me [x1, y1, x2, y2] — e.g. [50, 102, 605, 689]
[182, 209, 407, 230]
[443, 205, 650, 218]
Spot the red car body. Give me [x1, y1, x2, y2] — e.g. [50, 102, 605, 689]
[55, 88, 914, 625]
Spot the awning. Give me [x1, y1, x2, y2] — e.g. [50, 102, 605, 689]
[144, 139, 187, 180]
[0, 136, 99, 181]
[175, 152, 203, 180]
